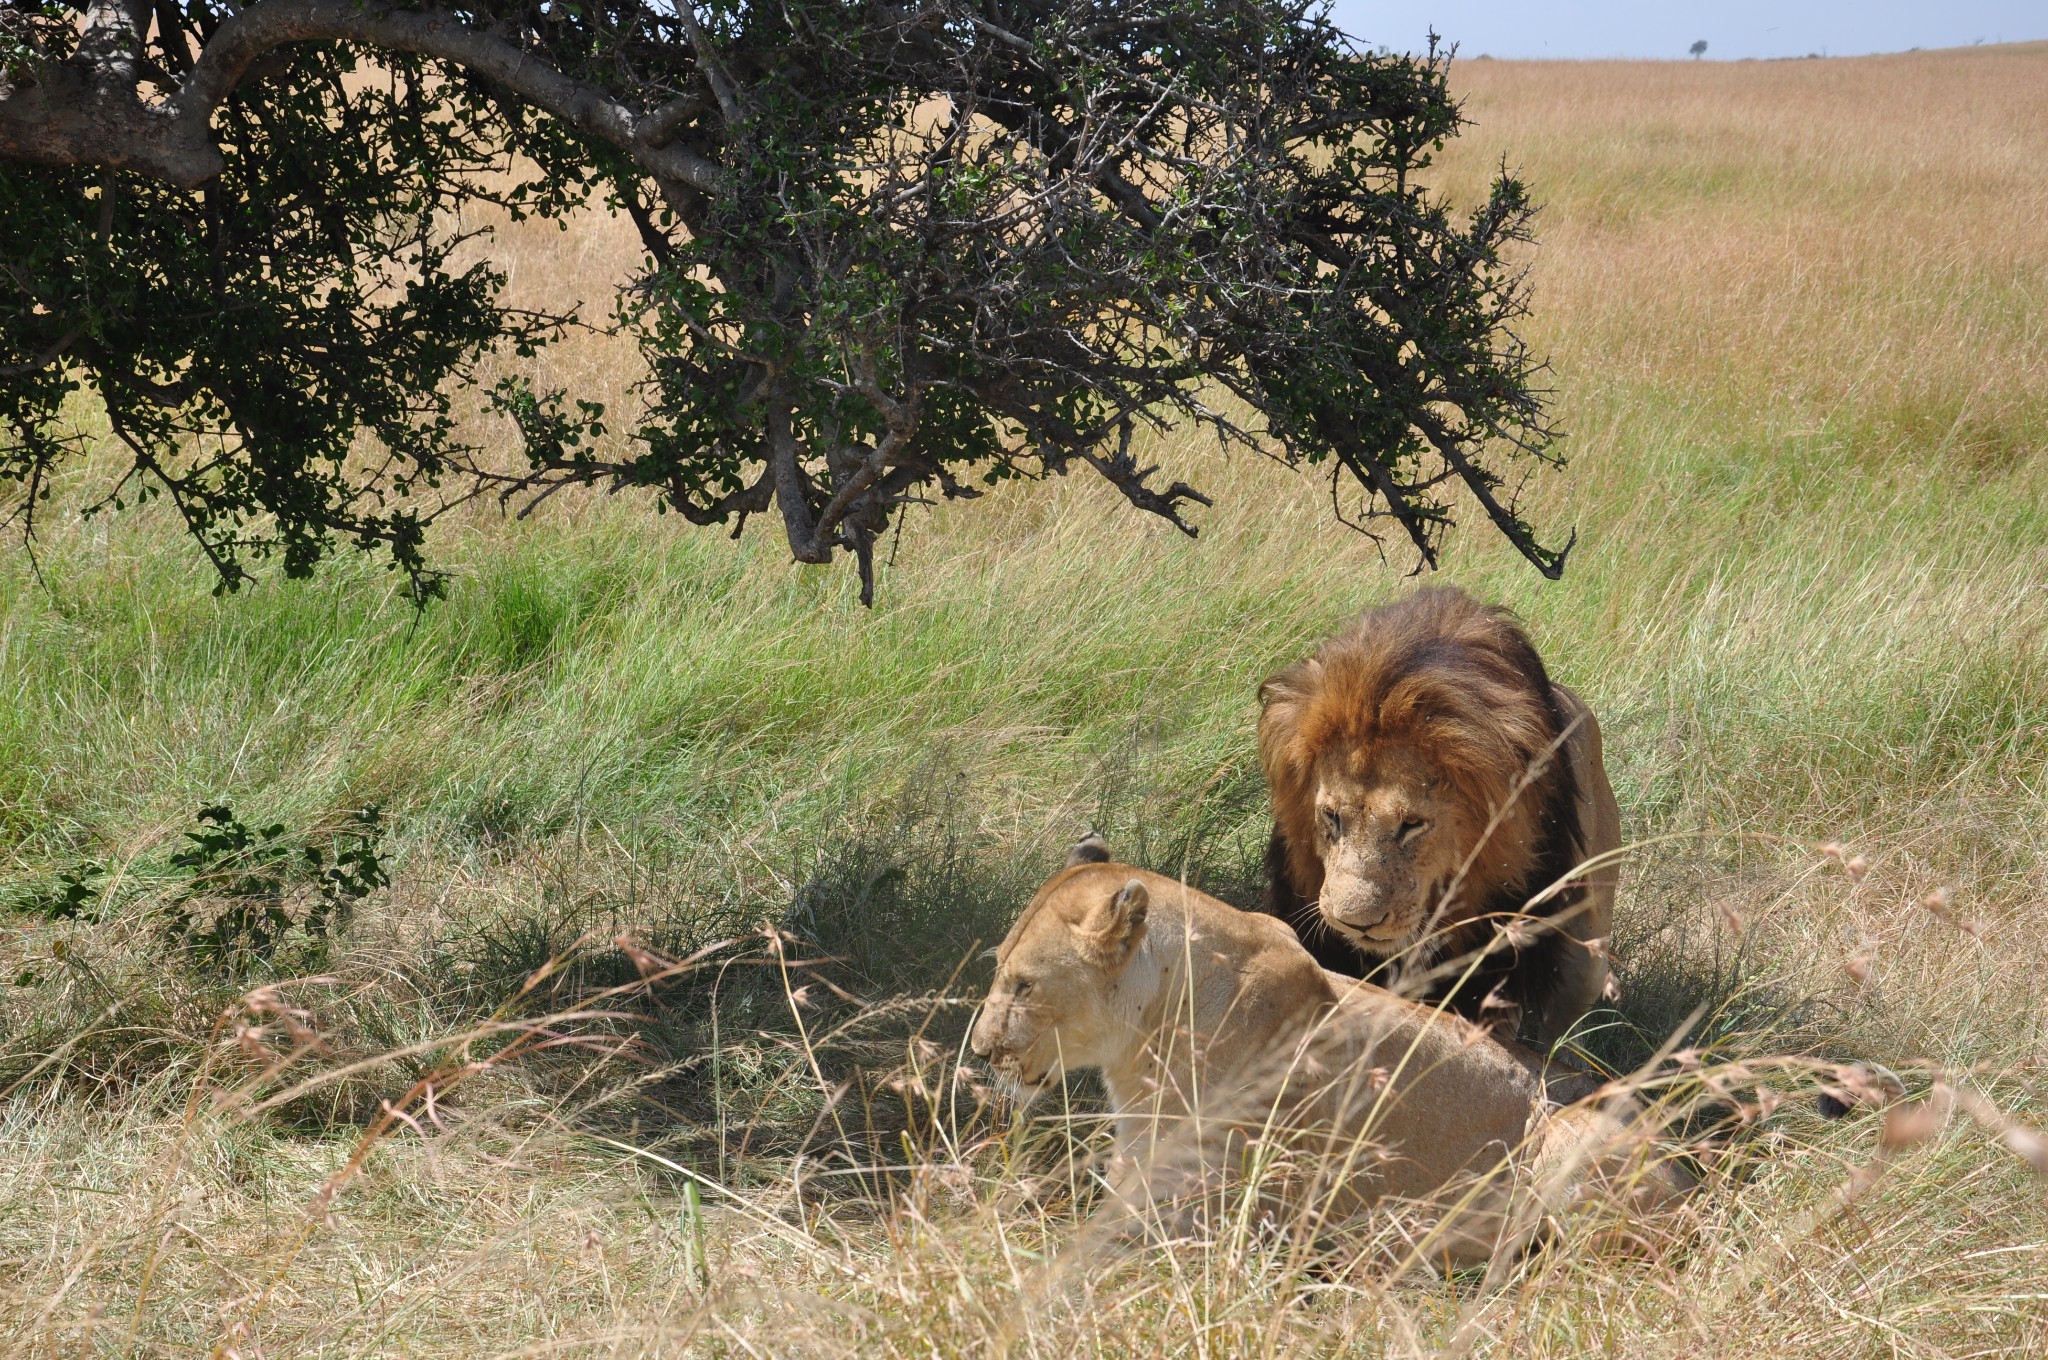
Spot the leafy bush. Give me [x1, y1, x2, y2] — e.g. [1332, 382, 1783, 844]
[14, 862, 103, 922]
[162, 804, 388, 970]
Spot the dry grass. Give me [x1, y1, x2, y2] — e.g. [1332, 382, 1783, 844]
[3, 42, 2048, 1359]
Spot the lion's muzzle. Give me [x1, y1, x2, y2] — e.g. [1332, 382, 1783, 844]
[1317, 853, 1423, 950]
[1319, 882, 1403, 939]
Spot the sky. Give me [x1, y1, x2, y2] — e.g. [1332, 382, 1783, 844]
[1326, 1, 2048, 61]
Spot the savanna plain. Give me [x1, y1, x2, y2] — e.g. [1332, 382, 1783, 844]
[3, 41, 2046, 1359]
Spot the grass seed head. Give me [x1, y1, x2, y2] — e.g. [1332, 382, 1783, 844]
[1881, 1098, 1949, 1151]
[1997, 1123, 2048, 1175]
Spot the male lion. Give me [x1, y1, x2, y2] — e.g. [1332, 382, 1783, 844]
[1256, 587, 1623, 1044]
[969, 837, 1686, 1263]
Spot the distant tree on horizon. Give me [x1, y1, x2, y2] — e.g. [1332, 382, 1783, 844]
[1691, 40, 1709, 59]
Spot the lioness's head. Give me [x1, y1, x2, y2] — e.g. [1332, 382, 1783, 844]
[970, 837, 1150, 1104]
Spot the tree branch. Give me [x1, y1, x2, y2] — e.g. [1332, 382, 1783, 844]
[180, 0, 724, 188]
[1413, 408, 1571, 578]
[0, 0, 726, 192]
[0, 323, 87, 379]
[1074, 421, 1212, 535]
[673, 4, 742, 132]
[766, 403, 830, 564]
[1309, 397, 1442, 566]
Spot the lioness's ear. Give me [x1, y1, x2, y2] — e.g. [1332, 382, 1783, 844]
[1077, 878, 1150, 965]
[1066, 832, 1111, 868]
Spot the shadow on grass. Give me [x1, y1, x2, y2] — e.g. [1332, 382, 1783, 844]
[0, 737, 1862, 1215]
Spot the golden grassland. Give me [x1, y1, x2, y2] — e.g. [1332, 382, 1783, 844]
[1, 41, 2046, 1358]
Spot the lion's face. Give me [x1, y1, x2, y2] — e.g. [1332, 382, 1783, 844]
[970, 873, 1150, 1104]
[1310, 741, 1467, 956]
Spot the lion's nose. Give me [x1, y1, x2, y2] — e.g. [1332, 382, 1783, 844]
[1323, 882, 1390, 929]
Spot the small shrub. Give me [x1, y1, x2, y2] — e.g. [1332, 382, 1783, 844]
[12, 862, 104, 922]
[163, 803, 388, 970]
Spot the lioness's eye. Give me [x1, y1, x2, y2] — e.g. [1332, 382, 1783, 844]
[1011, 979, 1034, 998]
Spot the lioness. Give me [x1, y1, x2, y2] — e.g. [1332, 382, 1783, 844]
[970, 837, 1685, 1263]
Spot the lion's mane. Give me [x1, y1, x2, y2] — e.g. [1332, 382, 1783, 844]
[1256, 587, 1588, 1028]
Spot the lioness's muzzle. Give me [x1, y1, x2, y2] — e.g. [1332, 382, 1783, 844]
[990, 1061, 1053, 1104]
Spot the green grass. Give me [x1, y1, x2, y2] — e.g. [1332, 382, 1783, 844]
[2, 41, 2047, 1359]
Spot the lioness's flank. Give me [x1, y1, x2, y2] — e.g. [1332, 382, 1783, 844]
[970, 838, 1688, 1264]
[1256, 586, 1624, 1044]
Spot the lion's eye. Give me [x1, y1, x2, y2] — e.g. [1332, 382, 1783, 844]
[1320, 808, 1343, 840]
[1399, 817, 1430, 843]
[1010, 979, 1034, 998]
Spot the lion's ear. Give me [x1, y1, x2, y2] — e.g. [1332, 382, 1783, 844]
[1258, 657, 1323, 710]
[1066, 832, 1112, 868]
[1077, 878, 1150, 966]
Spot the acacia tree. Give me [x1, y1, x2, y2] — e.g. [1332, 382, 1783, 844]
[0, 0, 1567, 603]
